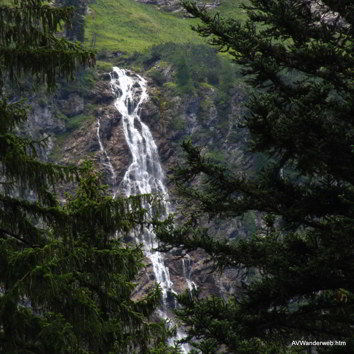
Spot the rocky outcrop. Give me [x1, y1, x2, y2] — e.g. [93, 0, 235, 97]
[57, 93, 84, 117]
[134, 0, 220, 13]
[23, 101, 65, 161]
[57, 83, 132, 189]
[86, 80, 116, 103]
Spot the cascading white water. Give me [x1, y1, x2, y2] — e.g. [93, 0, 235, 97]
[96, 119, 117, 185]
[111, 67, 174, 301]
[96, 66, 190, 352]
[182, 255, 197, 293]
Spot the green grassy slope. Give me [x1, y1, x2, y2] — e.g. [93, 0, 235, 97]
[85, 0, 247, 55]
[217, 0, 249, 19]
[85, 0, 203, 53]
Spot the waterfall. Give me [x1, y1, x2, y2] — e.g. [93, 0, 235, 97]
[182, 255, 197, 293]
[97, 67, 190, 352]
[96, 119, 117, 185]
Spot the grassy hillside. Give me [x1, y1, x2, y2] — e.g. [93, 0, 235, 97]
[85, 0, 202, 53]
[85, 0, 247, 55]
[217, 0, 249, 19]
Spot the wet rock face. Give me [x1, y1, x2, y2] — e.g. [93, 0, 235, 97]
[164, 250, 219, 297]
[27, 105, 66, 136]
[57, 93, 84, 117]
[87, 81, 116, 104]
[23, 102, 66, 161]
[97, 106, 122, 140]
[133, 248, 243, 301]
[95, 106, 132, 186]
[60, 104, 131, 189]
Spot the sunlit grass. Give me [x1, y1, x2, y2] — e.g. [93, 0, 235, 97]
[84, 0, 249, 55]
[216, 0, 249, 20]
[85, 0, 207, 54]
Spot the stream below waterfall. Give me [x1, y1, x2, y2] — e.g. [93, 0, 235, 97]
[96, 67, 195, 353]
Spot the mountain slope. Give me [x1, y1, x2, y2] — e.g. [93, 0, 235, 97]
[85, 0, 248, 54]
[85, 0, 203, 53]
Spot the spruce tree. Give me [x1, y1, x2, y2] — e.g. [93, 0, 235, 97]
[55, 0, 86, 42]
[0, 1, 174, 352]
[156, 1, 354, 352]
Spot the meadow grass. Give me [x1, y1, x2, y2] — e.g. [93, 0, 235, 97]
[85, 0, 248, 55]
[85, 0, 206, 53]
[216, 0, 249, 20]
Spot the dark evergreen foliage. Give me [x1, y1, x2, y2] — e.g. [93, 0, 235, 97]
[0, 0, 95, 88]
[56, 0, 86, 42]
[0, 1, 176, 352]
[156, 1, 354, 352]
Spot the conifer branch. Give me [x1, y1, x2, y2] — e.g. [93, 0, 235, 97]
[0, 227, 40, 247]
